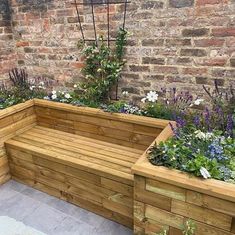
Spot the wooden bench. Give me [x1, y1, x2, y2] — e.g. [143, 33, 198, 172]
[1, 99, 170, 228]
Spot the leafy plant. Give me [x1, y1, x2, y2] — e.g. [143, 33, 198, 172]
[148, 125, 235, 182]
[9, 68, 30, 89]
[76, 28, 128, 102]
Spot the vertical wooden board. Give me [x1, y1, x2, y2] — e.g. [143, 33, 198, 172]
[186, 190, 235, 217]
[146, 178, 186, 201]
[134, 201, 145, 225]
[171, 199, 232, 231]
[145, 204, 184, 230]
[101, 177, 133, 197]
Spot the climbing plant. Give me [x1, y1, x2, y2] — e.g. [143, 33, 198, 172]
[76, 28, 128, 102]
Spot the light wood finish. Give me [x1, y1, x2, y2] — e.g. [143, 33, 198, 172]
[0, 100, 36, 185]
[34, 99, 166, 150]
[5, 125, 148, 228]
[132, 124, 235, 235]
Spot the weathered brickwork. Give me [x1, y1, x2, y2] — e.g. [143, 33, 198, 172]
[0, 0, 16, 81]
[0, 0, 235, 99]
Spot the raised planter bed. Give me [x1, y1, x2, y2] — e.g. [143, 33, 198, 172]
[1, 99, 234, 234]
[1, 99, 170, 228]
[132, 126, 235, 235]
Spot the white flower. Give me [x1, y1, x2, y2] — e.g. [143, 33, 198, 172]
[61, 91, 65, 95]
[74, 84, 78, 88]
[65, 93, 71, 99]
[51, 94, 57, 100]
[205, 132, 214, 139]
[194, 130, 206, 139]
[200, 167, 211, 179]
[29, 86, 35, 91]
[122, 91, 129, 97]
[52, 90, 57, 95]
[39, 81, 45, 86]
[43, 96, 50, 100]
[146, 91, 158, 102]
[141, 97, 147, 103]
[194, 98, 204, 106]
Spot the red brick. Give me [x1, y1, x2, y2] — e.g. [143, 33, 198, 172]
[194, 39, 224, 47]
[182, 67, 208, 75]
[71, 62, 84, 69]
[196, 0, 228, 6]
[203, 58, 227, 67]
[212, 28, 235, 37]
[16, 41, 29, 47]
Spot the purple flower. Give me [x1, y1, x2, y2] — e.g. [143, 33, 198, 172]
[226, 114, 234, 137]
[193, 115, 201, 126]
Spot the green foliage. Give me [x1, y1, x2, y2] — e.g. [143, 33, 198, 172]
[77, 28, 128, 102]
[182, 220, 196, 235]
[148, 126, 235, 182]
[156, 220, 196, 235]
[144, 103, 177, 121]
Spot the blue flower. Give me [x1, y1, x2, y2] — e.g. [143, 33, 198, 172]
[219, 166, 232, 181]
[207, 140, 228, 162]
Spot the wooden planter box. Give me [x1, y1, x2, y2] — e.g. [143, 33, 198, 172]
[1, 99, 235, 234]
[0, 100, 36, 185]
[132, 125, 235, 235]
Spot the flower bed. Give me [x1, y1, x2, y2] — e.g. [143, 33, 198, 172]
[132, 125, 235, 235]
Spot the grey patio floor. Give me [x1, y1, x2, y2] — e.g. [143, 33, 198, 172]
[0, 180, 132, 235]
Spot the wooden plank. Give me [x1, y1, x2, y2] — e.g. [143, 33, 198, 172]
[145, 204, 184, 230]
[0, 173, 11, 185]
[5, 141, 134, 185]
[20, 130, 139, 163]
[146, 178, 186, 201]
[0, 156, 8, 168]
[0, 115, 36, 138]
[9, 153, 101, 185]
[34, 125, 143, 155]
[101, 177, 133, 197]
[12, 136, 133, 174]
[194, 220, 235, 235]
[0, 163, 9, 177]
[171, 199, 232, 231]
[134, 175, 171, 211]
[34, 99, 169, 128]
[0, 100, 34, 119]
[102, 198, 133, 218]
[186, 190, 235, 217]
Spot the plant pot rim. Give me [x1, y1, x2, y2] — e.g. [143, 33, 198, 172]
[132, 124, 235, 203]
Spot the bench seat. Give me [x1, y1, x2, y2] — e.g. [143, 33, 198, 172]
[5, 126, 144, 228]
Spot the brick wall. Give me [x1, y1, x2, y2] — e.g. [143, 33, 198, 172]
[0, 0, 16, 82]
[1, 0, 235, 99]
